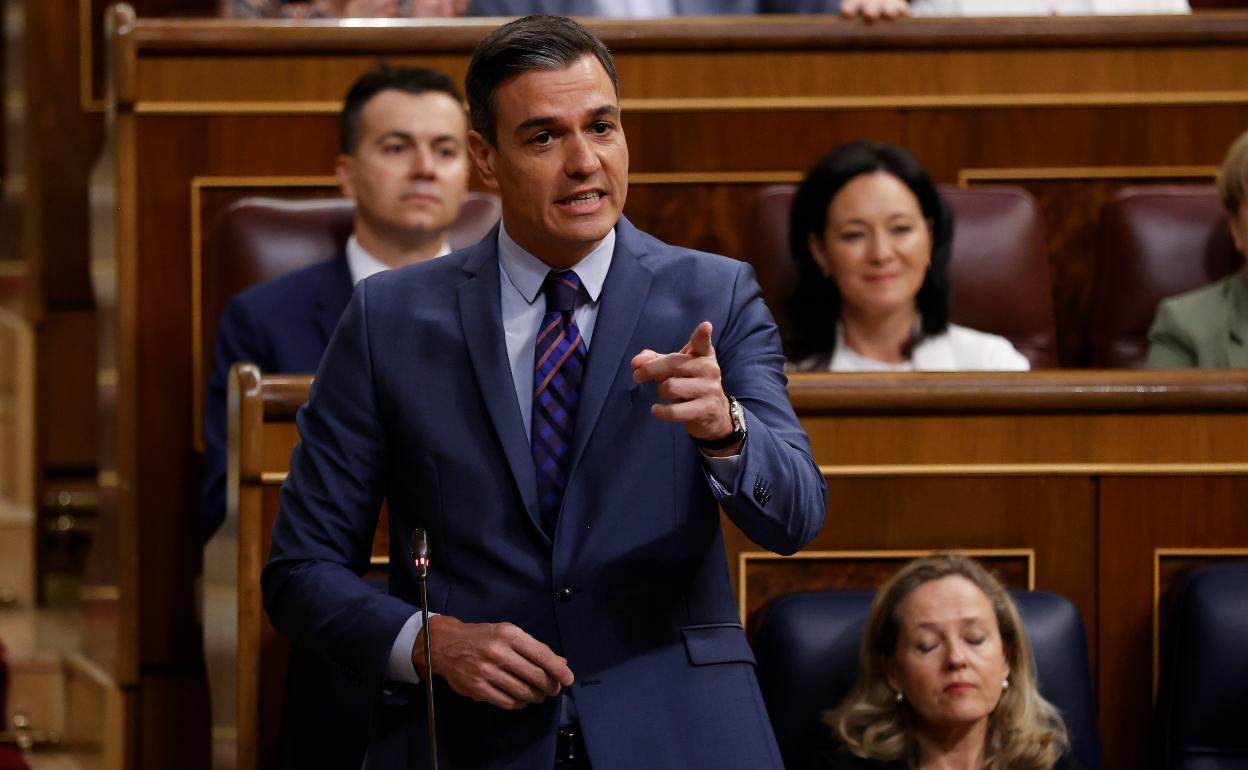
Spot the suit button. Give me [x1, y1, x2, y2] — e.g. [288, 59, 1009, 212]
[556, 586, 574, 602]
[753, 476, 773, 507]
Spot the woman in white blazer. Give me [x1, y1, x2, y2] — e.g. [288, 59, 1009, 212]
[785, 141, 1029, 373]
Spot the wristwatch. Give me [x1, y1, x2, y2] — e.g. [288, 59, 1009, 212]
[694, 395, 747, 451]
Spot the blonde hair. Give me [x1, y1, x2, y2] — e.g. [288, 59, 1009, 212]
[825, 553, 1069, 770]
[1217, 129, 1248, 215]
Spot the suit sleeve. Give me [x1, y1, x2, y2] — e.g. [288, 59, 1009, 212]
[261, 283, 417, 695]
[707, 261, 827, 555]
[201, 296, 272, 543]
[1146, 298, 1198, 368]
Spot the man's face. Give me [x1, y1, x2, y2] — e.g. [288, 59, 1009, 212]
[468, 56, 628, 269]
[336, 89, 471, 249]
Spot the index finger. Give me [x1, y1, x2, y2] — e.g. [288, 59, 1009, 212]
[684, 321, 715, 358]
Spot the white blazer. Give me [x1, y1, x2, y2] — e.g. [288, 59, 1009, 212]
[793, 323, 1032, 372]
[911, 0, 1188, 15]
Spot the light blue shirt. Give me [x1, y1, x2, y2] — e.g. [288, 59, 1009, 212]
[386, 223, 741, 687]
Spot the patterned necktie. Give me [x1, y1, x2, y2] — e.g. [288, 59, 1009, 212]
[532, 270, 588, 537]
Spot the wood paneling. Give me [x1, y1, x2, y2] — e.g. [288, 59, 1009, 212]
[1098, 477, 1248, 770]
[95, 12, 1248, 768]
[739, 549, 1034, 632]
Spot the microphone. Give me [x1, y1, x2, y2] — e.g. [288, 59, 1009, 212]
[410, 528, 438, 770]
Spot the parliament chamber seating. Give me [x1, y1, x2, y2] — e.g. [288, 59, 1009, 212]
[1091, 186, 1241, 369]
[741, 184, 1059, 368]
[204, 192, 502, 349]
[753, 589, 1101, 770]
[1158, 563, 1248, 770]
[205, 197, 498, 770]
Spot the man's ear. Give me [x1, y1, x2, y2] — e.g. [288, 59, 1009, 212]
[1229, 208, 1246, 254]
[467, 129, 500, 191]
[335, 154, 356, 199]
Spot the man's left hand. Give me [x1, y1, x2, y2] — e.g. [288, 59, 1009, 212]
[631, 321, 740, 456]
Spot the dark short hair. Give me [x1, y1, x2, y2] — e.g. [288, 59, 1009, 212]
[465, 14, 619, 146]
[785, 140, 954, 366]
[340, 66, 464, 155]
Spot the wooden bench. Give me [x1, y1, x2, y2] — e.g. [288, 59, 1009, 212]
[226, 364, 387, 770]
[226, 365, 1248, 768]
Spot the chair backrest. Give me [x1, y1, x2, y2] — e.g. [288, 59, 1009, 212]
[742, 184, 1059, 368]
[1091, 186, 1240, 368]
[203, 192, 502, 367]
[1159, 563, 1248, 770]
[753, 589, 1101, 770]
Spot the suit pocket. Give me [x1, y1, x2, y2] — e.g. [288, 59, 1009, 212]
[682, 623, 756, 667]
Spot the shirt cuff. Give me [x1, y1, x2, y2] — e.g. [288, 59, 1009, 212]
[386, 611, 431, 685]
[701, 445, 743, 496]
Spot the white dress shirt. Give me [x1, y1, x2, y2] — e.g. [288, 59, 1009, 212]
[345, 234, 452, 287]
[910, 0, 1188, 14]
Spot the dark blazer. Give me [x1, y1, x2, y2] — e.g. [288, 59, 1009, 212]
[1146, 271, 1248, 369]
[262, 217, 827, 769]
[201, 252, 353, 542]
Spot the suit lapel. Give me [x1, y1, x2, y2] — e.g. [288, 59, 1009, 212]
[456, 229, 542, 525]
[314, 252, 354, 347]
[566, 218, 654, 480]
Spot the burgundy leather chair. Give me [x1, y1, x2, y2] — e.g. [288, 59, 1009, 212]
[203, 192, 502, 361]
[1090, 186, 1240, 369]
[742, 184, 1059, 368]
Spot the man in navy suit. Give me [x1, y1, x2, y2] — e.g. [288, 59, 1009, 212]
[263, 15, 826, 769]
[201, 66, 471, 542]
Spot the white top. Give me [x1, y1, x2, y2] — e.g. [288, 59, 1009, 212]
[910, 0, 1188, 15]
[345, 234, 452, 287]
[793, 323, 1031, 372]
[593, 0, 676, 17]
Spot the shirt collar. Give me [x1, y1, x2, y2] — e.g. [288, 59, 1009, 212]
[345, 234, 452, 287]
[497, 222, 613, 305]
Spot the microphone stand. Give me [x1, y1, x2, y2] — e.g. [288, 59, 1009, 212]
[411, 529, 438, 770]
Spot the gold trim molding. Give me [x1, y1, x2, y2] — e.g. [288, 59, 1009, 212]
[79, 0, 105, 112]
[819, 463, 1248, 477]
[130, 91, 1248, 117]
[737, 547, 1036, 628]
[958, 165, 1218, 186]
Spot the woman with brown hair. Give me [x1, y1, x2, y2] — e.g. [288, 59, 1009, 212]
[814, 554, 1082, 770]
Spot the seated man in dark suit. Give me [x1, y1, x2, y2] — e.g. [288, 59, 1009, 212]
[200, 66, 469, 770]
[201, 66, 471, 542]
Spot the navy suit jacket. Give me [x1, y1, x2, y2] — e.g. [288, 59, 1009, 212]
[262, 217, 827, 769]
[201, 252, 352, 542]
[466, 0, 843, 14]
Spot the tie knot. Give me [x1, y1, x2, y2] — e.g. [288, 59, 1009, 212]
[543, 270, 583, 314]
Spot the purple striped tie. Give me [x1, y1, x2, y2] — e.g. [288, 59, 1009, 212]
[532, 270, 588, 537]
